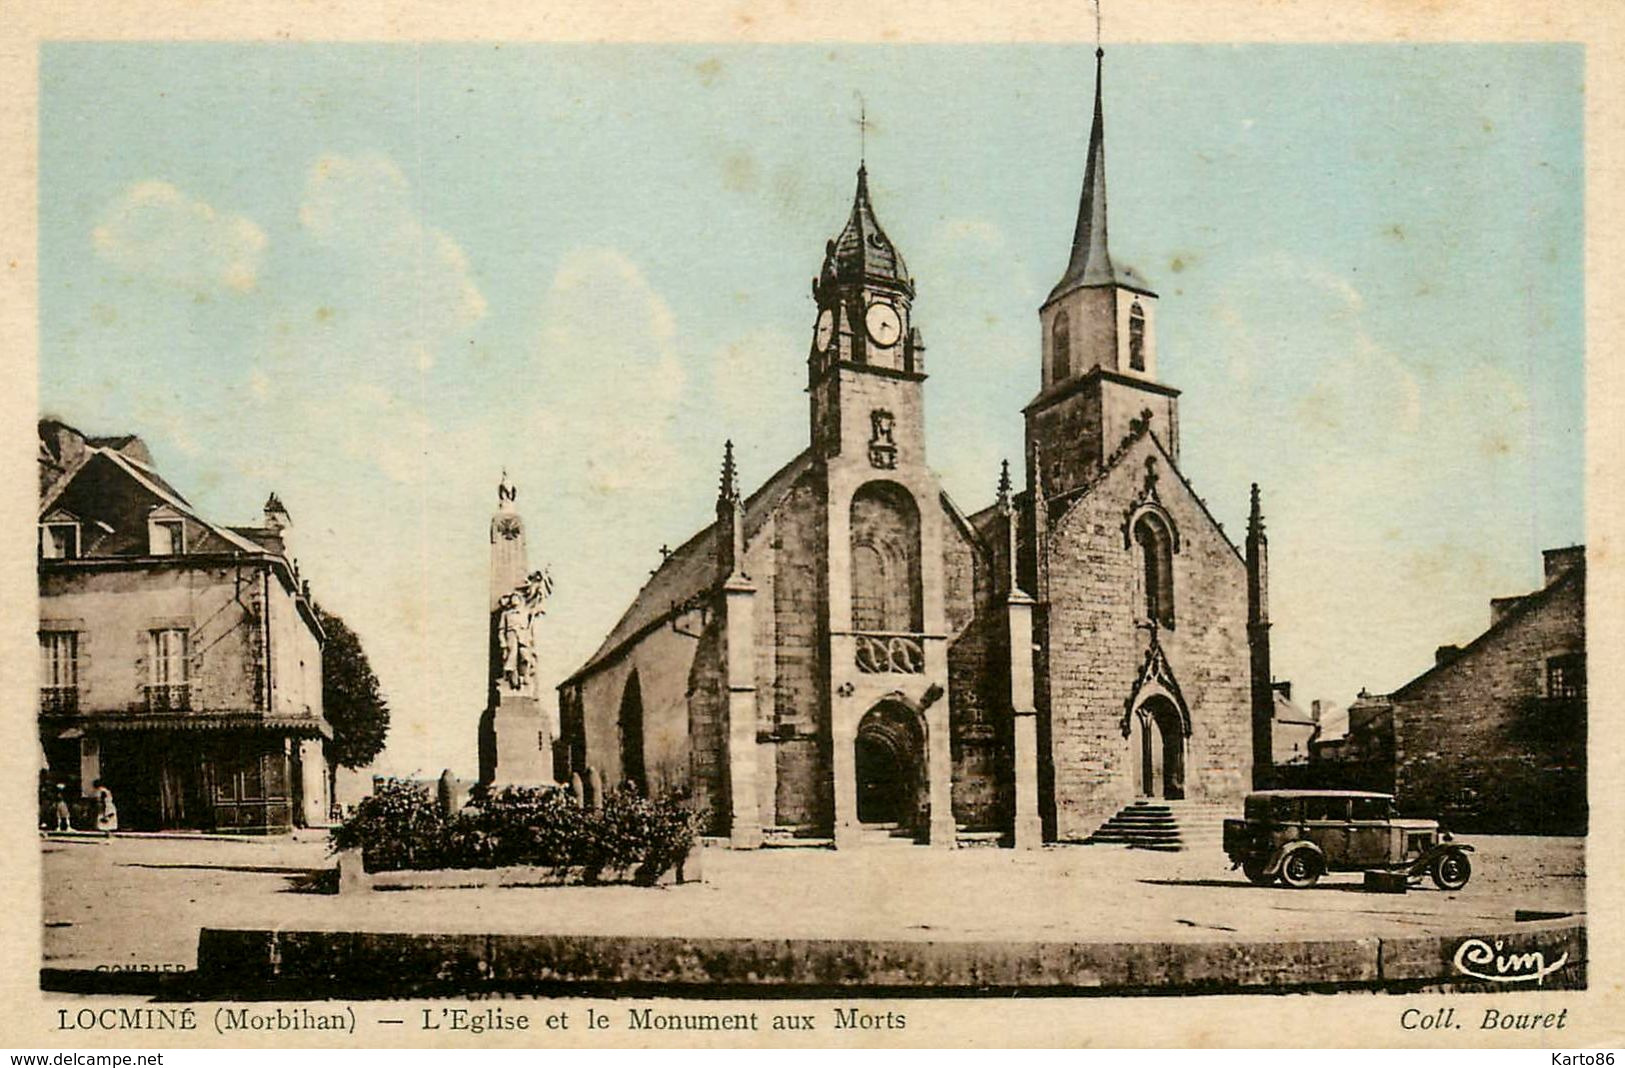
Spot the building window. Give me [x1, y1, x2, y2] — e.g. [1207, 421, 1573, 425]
[149, 518, 185, 555]
[1128, 301, 1146, 371]
[39, 522, 80, 560]
[1547, 653, 1585, 700]
[1133, 513, 1176, 629]
[39, 631, 79, 714]
[1052, 311, 1071, 383]
[147, 628, 191, 712]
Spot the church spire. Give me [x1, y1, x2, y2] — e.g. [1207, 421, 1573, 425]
[1048, 48, 1148, 303]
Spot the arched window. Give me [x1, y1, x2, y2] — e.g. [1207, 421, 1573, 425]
[1128, 302, 1146, 372]
[1051, 311, 1071, 383]
[850, 482, 923, 633]
[1134, 513, 1175, 629]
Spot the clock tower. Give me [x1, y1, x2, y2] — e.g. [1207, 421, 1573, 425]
[808, 164, 925, 466]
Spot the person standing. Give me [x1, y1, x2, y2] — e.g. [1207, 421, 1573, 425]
[92, 779, 117, 835]
[52, 784, 72, 832]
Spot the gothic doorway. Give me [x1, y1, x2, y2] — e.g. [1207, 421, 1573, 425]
[1137, 697, 1185, 800]
[855, 701, 925, 833]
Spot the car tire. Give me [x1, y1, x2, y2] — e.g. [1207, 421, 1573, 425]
[1279, 849, 1321, 889]
[1242, 857, 1275, 886]
[1431, 851, 1471, 891]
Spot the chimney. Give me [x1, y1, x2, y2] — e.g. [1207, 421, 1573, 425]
[1489, 596, 1525, 627]
[263, 492, 293, 560]
[1310, 699, 1322, 724]
[1542, 545, 1585, 586]
[1435, 644, 1462, 667]
[263, 492, 291, 532]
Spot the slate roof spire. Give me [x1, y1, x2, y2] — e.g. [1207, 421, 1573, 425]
[1048, 48, 1151, 303]
[826, 164, 913, 296]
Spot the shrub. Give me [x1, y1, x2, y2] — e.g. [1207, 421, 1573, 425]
[329, 779, 447, 873]
[330, 779, 699, 884]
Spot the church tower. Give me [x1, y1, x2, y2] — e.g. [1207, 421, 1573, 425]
[810, 165, 956, 850]
[1025, 49, 1180, 503]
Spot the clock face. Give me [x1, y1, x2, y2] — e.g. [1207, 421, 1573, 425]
[865, 302, 902, 347]
[815, 308, 835, 350]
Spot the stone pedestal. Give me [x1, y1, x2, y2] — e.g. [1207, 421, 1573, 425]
[485, 693, 549, 785]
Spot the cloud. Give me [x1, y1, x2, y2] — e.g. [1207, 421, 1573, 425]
[298, 153, 487, 370]
[534, 247, 691, 494]
[91, 181, 266, 294]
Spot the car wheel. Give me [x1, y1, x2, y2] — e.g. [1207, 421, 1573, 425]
[1431, 851, 1471, 891]
[1279, 850, 1321, 889]
[1241, 857, 1275, 886]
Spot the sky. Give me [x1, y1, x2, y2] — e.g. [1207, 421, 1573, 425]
[38, 43, 1583, 778]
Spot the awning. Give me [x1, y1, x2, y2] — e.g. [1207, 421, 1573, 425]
[45, 713, 331, 740]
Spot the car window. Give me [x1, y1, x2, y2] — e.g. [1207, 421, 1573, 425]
[1351, 798, 1389, 821]
[1303, 797, 1346, 821]
[1245, 797, 1269, 821]
[1269, 796, 1298, 821]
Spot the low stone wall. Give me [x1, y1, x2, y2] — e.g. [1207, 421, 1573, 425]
[336, 845, 702, 894]
[194, 918, 1584, 998]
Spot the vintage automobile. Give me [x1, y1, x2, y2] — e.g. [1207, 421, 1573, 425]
[1222, 789, 1473, 890]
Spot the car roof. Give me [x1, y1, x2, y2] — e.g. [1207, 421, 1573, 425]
[1245, 789, 1395, 800]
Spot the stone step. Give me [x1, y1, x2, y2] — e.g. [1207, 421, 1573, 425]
[1083, 798, 1232, 852]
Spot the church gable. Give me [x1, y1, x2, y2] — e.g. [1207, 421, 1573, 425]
[1040, 425, 1252, 838]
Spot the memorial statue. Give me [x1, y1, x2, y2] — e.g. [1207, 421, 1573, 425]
[496, 567, 553, 691]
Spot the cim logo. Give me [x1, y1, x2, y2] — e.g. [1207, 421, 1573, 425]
[1452, 937, 1569, 984]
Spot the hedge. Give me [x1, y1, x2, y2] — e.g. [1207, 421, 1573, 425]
[330, 779, 698, 885]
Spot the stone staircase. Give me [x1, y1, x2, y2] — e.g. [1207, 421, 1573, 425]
[1083, 799, 1231, 853]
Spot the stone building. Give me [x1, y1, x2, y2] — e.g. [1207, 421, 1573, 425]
[1270, 683, 1320, 766]
[557, 52, 1270, 848]
[37, 419, 330, 832]
[1373, 546, 1585, 834]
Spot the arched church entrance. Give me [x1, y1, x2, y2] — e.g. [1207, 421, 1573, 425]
[1136, 696, 1185, 800]
[618, 670, 646, 794]
[854, 701, 926, 833]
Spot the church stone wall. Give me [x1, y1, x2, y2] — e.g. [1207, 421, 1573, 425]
[761, 471, 831, 833]
[685, 620, 728, 835]
[941, 502, 1007, 832]
[573, 623, 699, 799]
[1043, 434, 1250, 840]
[1026, 390, 1102, 502]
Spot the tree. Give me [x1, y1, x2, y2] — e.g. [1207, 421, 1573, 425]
[316, 606, 390, 774]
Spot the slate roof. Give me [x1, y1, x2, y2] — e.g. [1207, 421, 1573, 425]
[829, 165, 913, 294]
[1048, 50, 1154, 304]
[563, 449, 817, 685]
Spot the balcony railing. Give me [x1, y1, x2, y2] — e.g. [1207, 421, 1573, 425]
[854, 632, 925, 675]
[39, 686, 78, 715]
[145, 684, 192, 714]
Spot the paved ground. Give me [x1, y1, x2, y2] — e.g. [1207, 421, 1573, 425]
[41, 832, 1584, 973]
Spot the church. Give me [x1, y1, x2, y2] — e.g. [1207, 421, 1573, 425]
[556, 51, 1273, 848]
